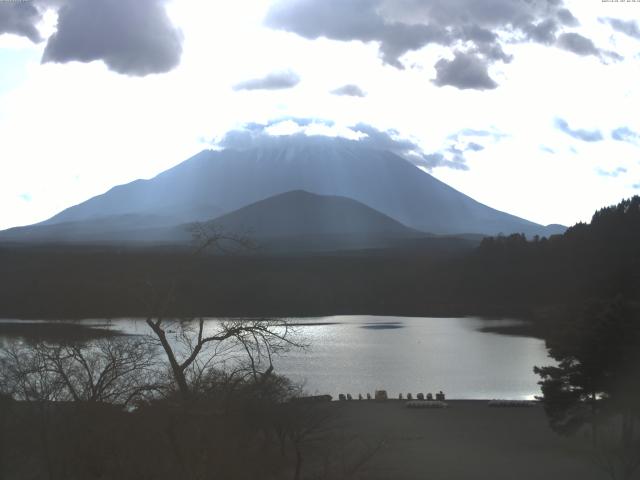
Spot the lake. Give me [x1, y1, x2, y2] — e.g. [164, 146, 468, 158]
[0, 316, 552, 400]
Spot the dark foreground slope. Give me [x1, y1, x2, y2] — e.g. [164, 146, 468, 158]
[0, 399, 607, 480]
[327, 401, 604, 480]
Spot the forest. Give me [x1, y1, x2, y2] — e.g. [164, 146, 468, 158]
[1, 197, 638, 323]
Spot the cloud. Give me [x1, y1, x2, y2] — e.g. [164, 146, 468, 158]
[265, 0, 450, 69]
[611, 127, 640, 145]
[265, 0, 583, 82]
[411, 142, 484, 171]
[216, 118, 470, 170]
[233, 70, 301, 91]
[557, 9, 579, 27]
[556, 32, 599, 56]
[554, 118, 603, 142]
[330, 84, 366, 97]
[457, 128, 492, 137]
[1, 0, 183, 76]
[523, 18, 559, 45]
[596, 167, 627, 178]
[349, 122, 471, 170]
[448, 128, 507, 144]
[633, 183, 640, 190]
[432, 52, 497, 90]
[466, 142, 484, 152]
[556, 32, 622, 61]
[0, 2, 44, 43]
[218, 118, 342, 150]
[18, 193, 32, 202]
[601, 17, 640, 40]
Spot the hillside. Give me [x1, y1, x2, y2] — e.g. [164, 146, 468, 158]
[0, 190, 428, 252]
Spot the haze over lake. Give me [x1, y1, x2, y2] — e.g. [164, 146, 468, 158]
[0, 316, 550, 400]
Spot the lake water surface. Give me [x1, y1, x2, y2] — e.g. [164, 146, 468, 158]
[0, 316, 552, 400]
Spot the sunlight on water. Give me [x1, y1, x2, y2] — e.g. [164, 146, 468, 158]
[0, 316, 552, 400]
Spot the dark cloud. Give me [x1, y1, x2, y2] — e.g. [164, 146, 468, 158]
[265, 0, 587, 88]
[556, 32, 599, 56]
[217, 118, 470, 170]
[556, 32, 622, 61]
[557, 9, 579, 27]
[1, 0, 183, 76]
[611, 127, 640, 144]
[0, 2, 43, 42]
[441, 147, 469, 169]
[233, 70, 301, 91]
[42, 0, 182, 75]
[330, 84, 366, 97]
[265, 0, 450, 69]
[376, 0, 576, 50]
[554, 118, 603, 142]
[601, 17, 640, 40]
[462, 25, 513, 62]
[597, 167, 627, 178]
[418, 142, 484, 171]
[431, 140, 487, 170]
[524, 18, 559, 45]
[350, 123, 431, 162]
[432, 52, 497, 90]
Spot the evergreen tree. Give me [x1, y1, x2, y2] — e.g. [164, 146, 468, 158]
[535, 297, 640, 479]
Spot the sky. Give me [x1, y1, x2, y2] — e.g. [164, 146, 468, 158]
[0, 0, 639, 230]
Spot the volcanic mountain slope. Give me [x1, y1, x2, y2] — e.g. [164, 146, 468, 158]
[1, 135, 565, 244]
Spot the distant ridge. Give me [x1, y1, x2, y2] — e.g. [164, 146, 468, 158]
[0, 190, 427, 250]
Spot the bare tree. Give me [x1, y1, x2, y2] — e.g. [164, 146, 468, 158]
[145, 316, 304, 399]
[0, 337, 162, 480]
[143, 222, 305, 400]
[0, 340, 67, 403]
[0, 337, 160, 406]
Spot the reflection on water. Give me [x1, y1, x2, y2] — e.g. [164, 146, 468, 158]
[0, 316, 551, 400]
[360, 322, 403, 330]
[360, 325, 404, 330]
